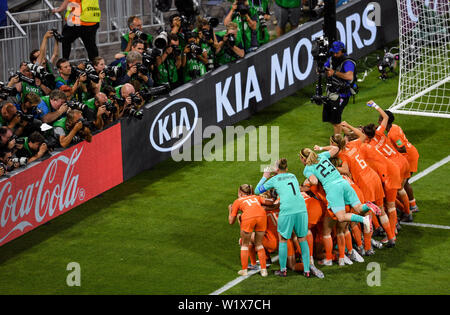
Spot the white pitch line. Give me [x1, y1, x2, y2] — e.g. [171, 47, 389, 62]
[409, 155, 450, 184]
[209, 256, 279, 296]
[400, 222, 450, 230]
[211, 155, 450, 295]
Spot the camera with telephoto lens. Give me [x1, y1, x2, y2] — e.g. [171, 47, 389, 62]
[236, 0, 249, 16]
[77, 117, 95, 131]
[128, 93, 142, 106]
[207, 17, 219, 28]
[14, 72, 35, 85]
[131, 28, 149, 41]
[128, 106, 144, 120]
[11, 157, 28, 167]
[27, 63, 54, 85]
[51, 28, 64, 42]
[143, 48, 161, 67]
[154, 31, 168, 50]
[188, 43, 203, 58]
[0, 82, 17, 99]
[227, 33, 236, 47]
[72, 64, 99, 84]
[139, 83, 170, 102]
[104, 101, 117, 114]
[103, 65, 123, 78]
[134, 63, 149, 75]
[16, 110, 35, 123]
[67, 100, 87, 111]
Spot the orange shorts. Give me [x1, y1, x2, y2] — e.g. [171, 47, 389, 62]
[405, 145, 419, 173]
[241, 216, 267, 233]
[263, 231, 278, 253]
[356, 172, 385, 203]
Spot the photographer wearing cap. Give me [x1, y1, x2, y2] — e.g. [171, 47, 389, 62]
[215, 22, 245, 66]
[52, 0, 101, 61]
[122, 16, 153, 52]
[322, 41, 358, 135]
[225, 0, 259, 52]
[273, 0, 301, 37]
[53, 108, 92, 148]
[15, 131, 48, 164]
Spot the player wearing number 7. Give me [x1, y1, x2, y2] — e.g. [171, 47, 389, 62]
[254, 158, 314, 278]
[299, 147, 380, 234]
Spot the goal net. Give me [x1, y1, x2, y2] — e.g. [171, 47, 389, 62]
[389, 0, 450, 118]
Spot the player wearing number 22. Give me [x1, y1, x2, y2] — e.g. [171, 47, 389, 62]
[299, 147, 380, 233]
[254, 158, 311, 278]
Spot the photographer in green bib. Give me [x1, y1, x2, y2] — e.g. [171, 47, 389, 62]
[121, 16, 154, 52]
[52, 0, 101, 61]
[215, 22, 245, 66]
[224, 0, 259, 53]
[182, 31, 208, 83]
[154, 33, 183, 89]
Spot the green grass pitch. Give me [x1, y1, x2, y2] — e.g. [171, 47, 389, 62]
[0, 50, 449, 295]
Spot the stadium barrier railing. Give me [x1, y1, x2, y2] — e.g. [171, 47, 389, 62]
[0, 0, 399, 247]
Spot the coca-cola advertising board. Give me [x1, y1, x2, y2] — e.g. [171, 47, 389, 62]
[0, 124, 123, 247]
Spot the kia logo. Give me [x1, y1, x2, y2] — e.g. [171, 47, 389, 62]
[149, 98, 199, 152]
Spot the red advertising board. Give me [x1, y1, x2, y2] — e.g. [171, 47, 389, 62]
[0, 124, 123, 247]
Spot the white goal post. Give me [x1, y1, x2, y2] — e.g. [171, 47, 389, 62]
[389, 0, 450, 118]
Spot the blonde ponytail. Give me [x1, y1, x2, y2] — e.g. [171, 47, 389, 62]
[300, 148, 319, 165]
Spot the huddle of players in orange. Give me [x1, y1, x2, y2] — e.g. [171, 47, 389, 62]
[228, 101, 420, 277]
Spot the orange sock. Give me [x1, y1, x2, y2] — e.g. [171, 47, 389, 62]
[337, 233, 345, 259]
[410, 199, 416, 207]
[323, 235, 333, 261]
[387, 208, 398, 236]
[256, 245, 266, 269]
[364, 231, 372, 250]
[380, 213, 395, 240]
[240, 246, 249, 270]
[351, 224, 363, 247]
[399, 193, 410, 215]
[306, 232, 314, 259]
[294, 262, 304, 272]
[344, 231, 353, 252]
[248, 245, 257, 265]
[371, 212, 381, 230]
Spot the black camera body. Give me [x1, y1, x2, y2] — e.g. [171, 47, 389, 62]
[131, 28, 149, 41]
[128, 93, 142, 106]
[52, 29, 64, 42]
[258, 11, 267, 28]
[188, 43, 203, 58]
[236, 0, 250, 16]
[139, 83, 170, 102]
[104, 65, 123, 78]
[72, 64, 100, 84]
[227, 33, 236, 47]
[311, 36, 330, 74]
[0, 82, 17, 99]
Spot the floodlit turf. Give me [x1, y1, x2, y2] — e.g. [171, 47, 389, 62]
[0, 49, 449, 295]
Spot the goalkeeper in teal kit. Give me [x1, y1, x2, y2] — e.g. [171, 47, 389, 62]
[255, 158, 318, 278]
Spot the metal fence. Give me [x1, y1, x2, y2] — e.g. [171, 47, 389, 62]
[0, 0, 165, 82]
